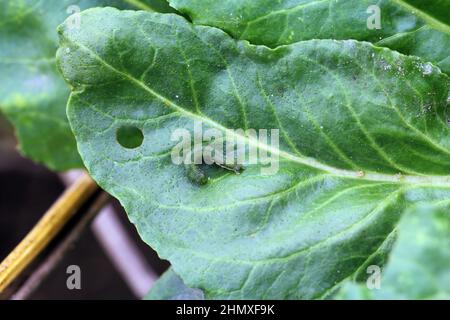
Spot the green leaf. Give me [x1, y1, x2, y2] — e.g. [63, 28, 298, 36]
[337, 203, 450, 299]
[168, 0, 450, 74]
[57, 8, 450, 299]
[396, 0, 450, 25]
[145, 268, 204, 300]
[0, 0, 158, 170]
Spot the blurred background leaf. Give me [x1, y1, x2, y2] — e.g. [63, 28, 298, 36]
[337, 204, 450, 300]
[0, 0, 173, 171]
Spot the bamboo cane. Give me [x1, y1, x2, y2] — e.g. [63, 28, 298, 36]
[0, 172, 98, 294]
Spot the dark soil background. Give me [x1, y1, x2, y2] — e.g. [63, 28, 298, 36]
[0, 114, 168, 299]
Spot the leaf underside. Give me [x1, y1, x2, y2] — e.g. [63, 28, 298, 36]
[168, 0, 450, 74]
[57, 8, 450, 299]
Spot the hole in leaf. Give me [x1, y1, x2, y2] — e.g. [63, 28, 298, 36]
[116, 126, 144, 149]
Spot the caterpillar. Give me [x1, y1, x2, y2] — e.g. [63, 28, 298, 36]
[184, 144, 245, 185]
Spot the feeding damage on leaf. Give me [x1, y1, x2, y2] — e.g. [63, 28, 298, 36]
[57, 8, 450, 299]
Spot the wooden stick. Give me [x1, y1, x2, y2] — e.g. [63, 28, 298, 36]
[11, 192, 110, 299]
[0, 172, 98, 293]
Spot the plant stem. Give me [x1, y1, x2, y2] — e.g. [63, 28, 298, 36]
[123, 0, 156, 12]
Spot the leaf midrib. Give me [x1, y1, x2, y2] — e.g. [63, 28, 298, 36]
[65, 39, 450, 187]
